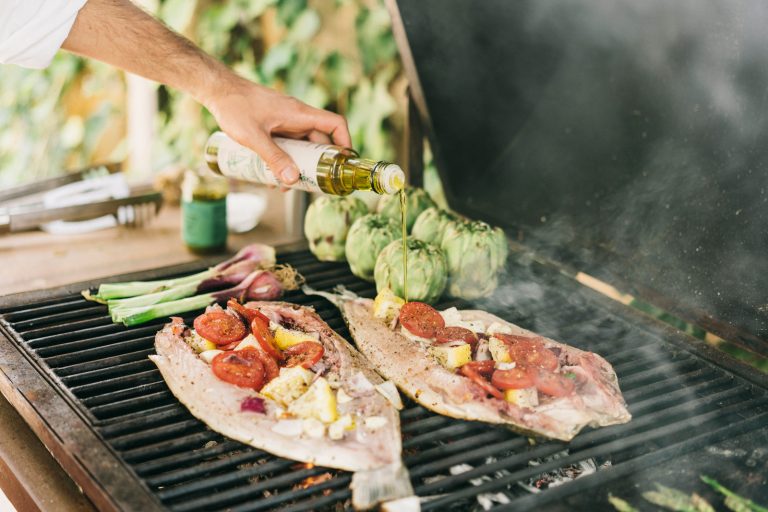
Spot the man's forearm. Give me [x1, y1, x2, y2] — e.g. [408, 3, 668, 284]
[61, 0, 351, 185]
[62, 0, 226, 106]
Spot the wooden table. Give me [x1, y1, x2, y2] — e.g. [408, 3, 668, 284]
[0, 191, 304, 511]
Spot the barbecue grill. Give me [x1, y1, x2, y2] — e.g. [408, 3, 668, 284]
[2, 0, 768, 510]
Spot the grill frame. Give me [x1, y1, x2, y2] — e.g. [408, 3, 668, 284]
[1, 242, 767, 512]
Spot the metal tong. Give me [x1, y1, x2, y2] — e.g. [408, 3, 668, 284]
[0, 164, 163, 234]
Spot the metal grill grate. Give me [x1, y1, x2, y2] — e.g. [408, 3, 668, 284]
[1, 249, 767, 511]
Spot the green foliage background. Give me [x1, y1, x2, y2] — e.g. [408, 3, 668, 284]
[0, 0, 406, 187]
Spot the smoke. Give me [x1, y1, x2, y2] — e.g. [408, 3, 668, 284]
[491, 0, 768, 339]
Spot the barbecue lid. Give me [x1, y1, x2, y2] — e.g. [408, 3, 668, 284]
[388, 0, 768, 345]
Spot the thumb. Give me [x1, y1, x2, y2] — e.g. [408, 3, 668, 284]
[250, 133, 300, 185]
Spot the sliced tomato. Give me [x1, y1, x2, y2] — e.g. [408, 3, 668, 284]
[501, 336, 559, 372]
[491, 367, 536, 390]
[211, 349, 265, 390]
[227, 299, 271, 325]
[283, 341, 324, 369]
[462, 360, 495, 377]
[535, 371, 575, 397]
[399, 302, 444, 338]
[253, 349, 279, 382]
[219, 340, 240, 351]
[194, 311, 247, 346]
[250, 317, 283, 361]
[460, 364, 503, 399]
[435, 326, 478, 346]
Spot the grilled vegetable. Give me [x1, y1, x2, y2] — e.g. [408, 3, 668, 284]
[374, 238, 447, 303]
[377, 186, 436, 232]
[304, 195, 368, 261]
[701, 476, 768, 512]
[372, 288, 405, 323]
[345, 213, 401, 281]
[88, 244, 276, 301]
[440, 220, 508, 299]
[428, 343, 472, 370]
[287, 376, 338, 424]
[110, 268, 301, 326]
[411, 207, 459, 245]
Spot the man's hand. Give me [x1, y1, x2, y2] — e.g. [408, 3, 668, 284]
[203, 76, 350, 184]
[62, 0, 351, 186]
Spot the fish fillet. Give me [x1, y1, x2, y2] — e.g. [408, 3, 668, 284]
[150, 301, 412, 509]
[339, 297, 631, 442]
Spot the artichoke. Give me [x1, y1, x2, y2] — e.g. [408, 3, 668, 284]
[304, 196, 368, 261]
[345, 213, 401, 281]
[440, 220, 509, 299]
[374, 237, 447, 303]
[411, 207, 459, 245]
[376, 187, 436, 232]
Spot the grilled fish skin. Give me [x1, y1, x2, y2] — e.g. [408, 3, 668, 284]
[149, 301, 402, 472]
[339, 298, 631, 442]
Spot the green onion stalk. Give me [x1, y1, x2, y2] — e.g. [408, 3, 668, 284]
[85, 244, 276, 302]
[110, 266, 303, 326]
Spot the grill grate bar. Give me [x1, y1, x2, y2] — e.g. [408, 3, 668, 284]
[32, 324, 160, 352]
[60, 358, 157, 387]
[53, 348, 157, 377]
[20, 316, 115, 341]
[226, 474, 352, 512]
[99, 404, 188, 438]
[11, 306, 107, 331]
[110, 419, 203, 451]
[122, 430, 220, 464]
[437, 410, 768, 511]
[0, 297, 92, 320]
[403, 422, 480, 449]
[44, 337, 156, 368]
[274, 487, 351, 512]
[80, 381, 167, 407]
[158, 458, 297, 503]
[90, 389, 176, 422]
[70, 369, 161, 398]
[417, 396, 768, 501]
[411, 387, 762, 483]
[145, 449, 271, 488]
[132, 441, 245, 477]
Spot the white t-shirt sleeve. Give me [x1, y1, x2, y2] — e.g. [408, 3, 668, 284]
[0, 0, 89, 69]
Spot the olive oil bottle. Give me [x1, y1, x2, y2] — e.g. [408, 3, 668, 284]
[204, 131, 405, 196]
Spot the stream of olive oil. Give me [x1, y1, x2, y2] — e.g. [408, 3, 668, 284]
[400, 189, 408, 303]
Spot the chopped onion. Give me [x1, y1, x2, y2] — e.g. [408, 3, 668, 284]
[271, 419, 303, 437]
[474, 339, 492, 361]
[240, 396, 266, 414]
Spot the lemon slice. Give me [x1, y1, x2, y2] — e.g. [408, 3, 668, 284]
[274, 327, 317, 350]
[288, 376, 338, 424]
[260, 366, 314, 406]
[373, 288, 404, 323]
[186, 332, 217, 353]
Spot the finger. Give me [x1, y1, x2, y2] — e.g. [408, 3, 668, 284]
[308, 130, 332, 145]
[304, 108, 352, 148]
[248, 132, 300, 185]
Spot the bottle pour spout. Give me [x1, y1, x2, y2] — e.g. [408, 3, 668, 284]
[376, 164, 406, 195]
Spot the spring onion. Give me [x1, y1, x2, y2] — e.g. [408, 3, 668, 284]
[88, 244, 276, 301]
[110, 267, 300, 326]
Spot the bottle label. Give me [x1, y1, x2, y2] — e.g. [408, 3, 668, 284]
[215, 135, 325, 193]
[182, 199, 227, 249]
